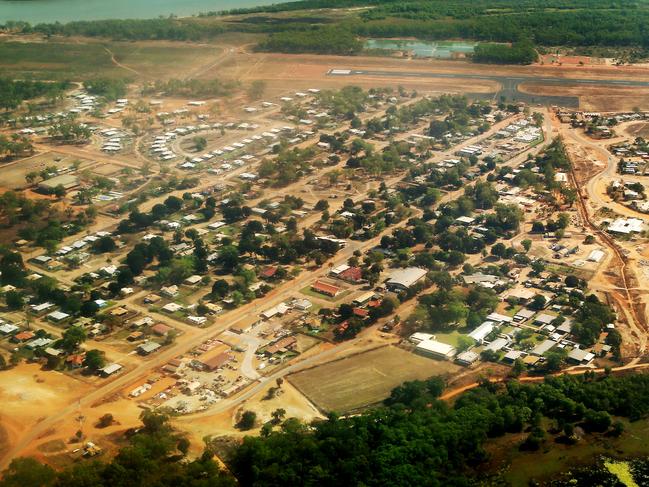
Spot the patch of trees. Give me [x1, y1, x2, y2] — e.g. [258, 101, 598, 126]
[8, 0, 649, 61]
[48, 121, 91, 143]
[117, 191, 207, 234]
[473, 40, 537, 64]
[316, 85, 369, 117]
[83, 78, 127, 101]
[571, 294, 616, 347]
[0, 78, 69, 111]
[257, 27, 363, 55]
[28, 18, 228, 41]
[411, 284, 498, 332]
[124, 236, 173, 276]
[258, 146, 316, 186]
[0, 134, 34, 160]
[142, 78, 236, 98]
[229, 372, 649, 486]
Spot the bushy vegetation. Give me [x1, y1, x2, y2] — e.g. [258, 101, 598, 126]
[257, 27, 363, 55]
[0, 134, 34, 160]
[474, 41, 537, 64]
[83, 78, 127, 101]
[0, 411, 235, 487]
[141, 78, 236, 98]
[29, 18, 228, 41]
[0, 78, 70, 111]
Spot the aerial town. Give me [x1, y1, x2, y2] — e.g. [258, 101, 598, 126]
[2, 1, 649, 486]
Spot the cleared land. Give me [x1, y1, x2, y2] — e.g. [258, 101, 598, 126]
[0, 151, 95, 190]
[289, 345, 460, 413]
[518, 82, 649, 111]
[0, 39, 225, 80]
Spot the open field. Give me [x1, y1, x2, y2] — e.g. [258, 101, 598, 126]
[0, 363, 95, 462]
[519, 81, 649, 111]
[0, 39, 226, 80]
[289, 345, 460, 413]
[481, 415, 649, 485]
[0, 151, 95, 190]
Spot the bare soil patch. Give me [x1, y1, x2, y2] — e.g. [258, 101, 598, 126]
[626, 122, 649, 138]
[519, 82, 649, 111]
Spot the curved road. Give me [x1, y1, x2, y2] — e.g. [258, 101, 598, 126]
[440, 362, 649, 401]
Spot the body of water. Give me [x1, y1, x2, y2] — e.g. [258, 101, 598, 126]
[365, 39, 477, 59]
[0, 0, 276, 23]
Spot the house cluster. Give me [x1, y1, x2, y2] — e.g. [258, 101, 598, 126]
[31, 230, 112, 270]
[402, 206, 617, 371]
[410, 284, 611, 369]
[99, 127, 129, 154]
[614, 142, 649, 176]
[557, 109, 648, 128]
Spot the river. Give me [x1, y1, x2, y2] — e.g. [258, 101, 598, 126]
[0, 0, 277, 24]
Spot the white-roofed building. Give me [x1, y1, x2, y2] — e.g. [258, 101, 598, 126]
[468, 321, 495, 344]
[608, 217, 644, 234]
[415, 339, 456, 360]
[386, 267, 427, 292]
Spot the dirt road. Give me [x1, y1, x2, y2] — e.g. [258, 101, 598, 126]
[562, 117, 649, 359]
[440, 362, 649, 401]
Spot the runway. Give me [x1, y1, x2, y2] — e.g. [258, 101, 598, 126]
[327, 68, 649, 107]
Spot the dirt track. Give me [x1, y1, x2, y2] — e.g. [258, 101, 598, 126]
[561, 118, 649, 359]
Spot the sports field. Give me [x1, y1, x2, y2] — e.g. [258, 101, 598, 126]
[289, 345, 460, 413]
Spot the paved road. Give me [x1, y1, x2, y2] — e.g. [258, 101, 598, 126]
[223, 330, 261, 381]
[327, 68, 649, 108]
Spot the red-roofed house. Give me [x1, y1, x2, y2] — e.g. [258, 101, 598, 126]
[336, 321, 349, 334]
[353, 307, 369, 318]
[151, 323, 173, 336]
[13, 331, 35, 342]
[339, 266, 363, 283]
[66, 353, 85, 368]
[264, 336, 297, 356]
[311, 280, 342, 297]
[260, 266, 278, 279]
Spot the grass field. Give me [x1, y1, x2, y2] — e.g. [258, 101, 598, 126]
[496, 416, 649, 485]
[546, 262, 595, 281]
[434, 330, 468, 347]
[0, 40, 222, 80]
[289, 345, 460, 413]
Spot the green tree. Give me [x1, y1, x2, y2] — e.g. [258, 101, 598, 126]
[193, 136, 207, 152]
[4, 290, 23, 310]
[247, 80, 266, 100]
[237, 410, 257, 430]
[211, 279, 230, 298]
[83, 349, 105, 371]
[60, 326, 86, 352]
[0, 458, 55, 487]
[457, 335, 475, 352]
